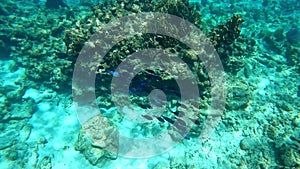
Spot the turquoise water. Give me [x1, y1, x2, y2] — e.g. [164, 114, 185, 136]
[0, 0, 299, 168]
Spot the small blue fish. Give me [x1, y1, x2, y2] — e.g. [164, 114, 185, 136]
[109, 70, 120, 77]
[184, 134, 190, 140]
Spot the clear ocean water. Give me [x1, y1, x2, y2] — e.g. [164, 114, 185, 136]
[0, 0, 299, 168]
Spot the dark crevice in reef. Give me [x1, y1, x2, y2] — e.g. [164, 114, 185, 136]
[45, 0, 68, 9]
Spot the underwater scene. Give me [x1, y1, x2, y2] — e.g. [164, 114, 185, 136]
[0, 0, 300, 168]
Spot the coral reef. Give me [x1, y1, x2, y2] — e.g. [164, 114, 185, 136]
[64, 0, 248, 166]
[2, 0, 299, 168]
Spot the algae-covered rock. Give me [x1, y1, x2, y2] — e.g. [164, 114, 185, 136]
[19, 124, 32, 142]
[3, 98, 36, 120]
[75, 114, 118, 166]
[276, 145, 300, 167]
[0, 130, 18, 150]
[37, 156, 52, 169]
[152, 162, 170, 169]
[0, 93, 8, 120]
[292, 115, 300, 127]
[226, 82, 250, 111]
[240, 137, 259, 150]
[0, 60, 26, 102]
[4, 142, 30, 166]
[169, 156, 187, 169]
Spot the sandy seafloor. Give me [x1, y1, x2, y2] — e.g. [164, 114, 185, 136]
[0, 0, 299, 168]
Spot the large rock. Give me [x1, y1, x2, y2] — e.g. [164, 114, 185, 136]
[75, 114, 119, 167]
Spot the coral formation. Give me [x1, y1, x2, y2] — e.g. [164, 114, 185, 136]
[64, 0, 203, 57]
[64, 0, 247, 166]
[64, 0, 246, 106]
[208, 14, 253, 68]
[209, 14, 244, 49]
[64, 0, 249, 80]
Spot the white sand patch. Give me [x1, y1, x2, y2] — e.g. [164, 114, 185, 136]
[23, 88, 40, 101]
[63, 114, 79, 127]
[37, 102, 52, 112]
[258, 78, 270, 95]
[25, 90, 97, 168]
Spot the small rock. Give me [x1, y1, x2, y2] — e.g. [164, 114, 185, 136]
[240, 137, 258, 150]
[226, 83, 250, 110]
[6, 150, 18, 161]
[292, 116, 300, 127]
